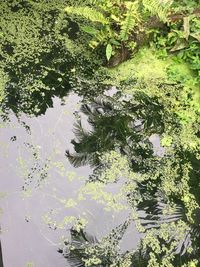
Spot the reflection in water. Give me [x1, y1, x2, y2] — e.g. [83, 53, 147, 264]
[61, 218, 131, 267]
[62, 93, 168, 266]
[0, 94, 139, 267]
[66, 94, 158, 172]
[1, 91, 199, 266]
[0, 1, 104, 118]
[64, 91, 200, 266]
[66, 93, 167, 215]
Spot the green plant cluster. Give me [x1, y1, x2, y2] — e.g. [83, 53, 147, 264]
[0, 0, 200, 266]
[64, 49, 200, 266]
[64, 0, 173, 62]
[153, 11, 200, 82]
[64, 0, 200, 68]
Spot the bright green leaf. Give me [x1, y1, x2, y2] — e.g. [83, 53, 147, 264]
[106, 43, 112, 61]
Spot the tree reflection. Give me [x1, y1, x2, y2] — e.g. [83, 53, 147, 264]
[66, 92, 200, 266]
[66, 93, 166, 170]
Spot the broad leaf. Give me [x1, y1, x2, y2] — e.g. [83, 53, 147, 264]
[106, 43, 112, 61]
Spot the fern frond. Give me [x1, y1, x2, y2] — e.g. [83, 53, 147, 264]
[120, 2, 140, 41]
[72, 119, 90, 142]
[142, 0, 173, 22]
[66, 150, 96, 167]
[65, 6, 108, 25]
[80, 97, 113, 117]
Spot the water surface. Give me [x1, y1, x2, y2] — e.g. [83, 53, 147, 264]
[0, 93, 139, 267]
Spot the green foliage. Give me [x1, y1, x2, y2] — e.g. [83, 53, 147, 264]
[64, 0, 142, 61]
[64, 0, 200, 70]
[0, 69, 8, 104]
[65, 42, 200, 265]
[0, 0, 104, 116]
[1, 1, 200, 266]
[106, 43, 112, 61]
[60, 219, 133, 267]
[153, 13, 200, 82]
[119, 1, 140, 41]
[64, 6, 109, 24]
[142, 0, 173, 22]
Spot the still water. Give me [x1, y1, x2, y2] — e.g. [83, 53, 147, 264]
[0, 93, 139, 267]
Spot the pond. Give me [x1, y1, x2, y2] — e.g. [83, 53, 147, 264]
[1, 1, 200, 266]
[0, 93, 140, 267]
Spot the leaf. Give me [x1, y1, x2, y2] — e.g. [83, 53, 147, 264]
[110, 14, 120, 22]
[190, 33, 200, 42]
[120, 2, 137, 41]
[170, 39, 188, 52]
[142, 0, 172, 22]
[183, 16, 190, 40]
[89, 40, 99, 49]
[81, 26, 97, 35]
[106, 43, 112, 61]
[64, 7, 108, 25]
[110, 39, 121, 46]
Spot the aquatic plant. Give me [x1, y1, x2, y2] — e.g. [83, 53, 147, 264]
[0, 1, 199, 266]
[0, 0, 104, 116]
[65, 46, 200, 265]
[59, 218, 135, 267]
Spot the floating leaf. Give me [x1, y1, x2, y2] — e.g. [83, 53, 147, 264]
[106, 43, 112, 61]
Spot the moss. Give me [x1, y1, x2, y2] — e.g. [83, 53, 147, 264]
[107, 47, 198, 87]
[106, 48, 167, 85]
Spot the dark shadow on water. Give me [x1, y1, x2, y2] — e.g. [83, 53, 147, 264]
[0, 241, 3, 267]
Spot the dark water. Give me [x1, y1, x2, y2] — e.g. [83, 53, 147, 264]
[0, 93, 140, 267]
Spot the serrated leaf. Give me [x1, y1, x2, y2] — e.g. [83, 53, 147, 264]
[106, 43, 112, 61]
